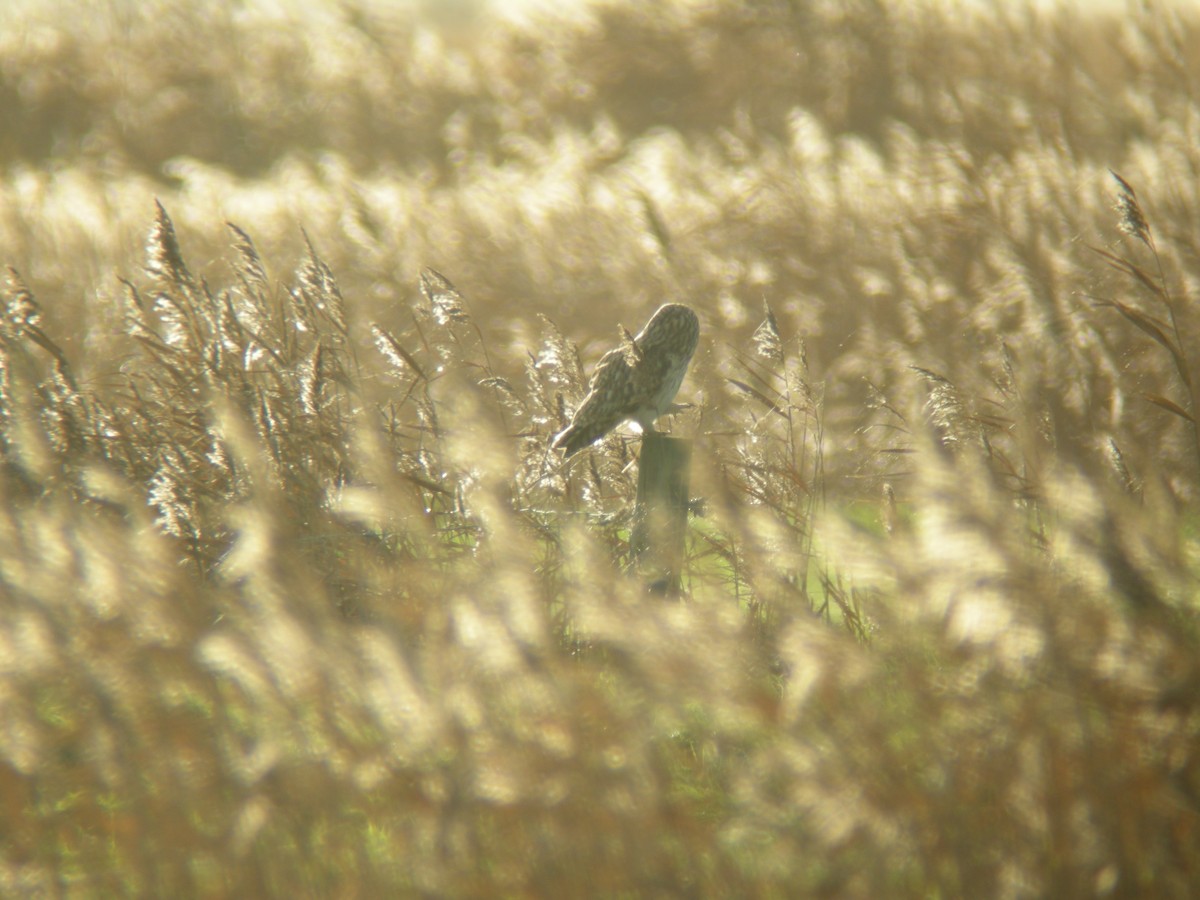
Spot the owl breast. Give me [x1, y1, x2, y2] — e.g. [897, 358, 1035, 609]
[630, 353, 690, 430]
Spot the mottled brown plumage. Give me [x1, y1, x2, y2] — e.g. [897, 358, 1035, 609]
[553, 303, 699, 457]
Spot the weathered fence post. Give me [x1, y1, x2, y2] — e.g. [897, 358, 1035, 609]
[630, 432, 692, 595]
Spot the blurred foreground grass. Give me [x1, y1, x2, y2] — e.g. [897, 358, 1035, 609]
[1, 0, 1199, 895]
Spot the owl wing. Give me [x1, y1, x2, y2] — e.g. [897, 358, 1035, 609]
[552, 346, 635, 457]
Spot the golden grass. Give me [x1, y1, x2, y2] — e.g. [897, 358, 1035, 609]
[1, 0, 1199, 895]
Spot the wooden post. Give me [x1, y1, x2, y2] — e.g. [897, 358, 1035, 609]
[631, 432, 692, 595]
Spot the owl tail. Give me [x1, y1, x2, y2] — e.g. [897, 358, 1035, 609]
[552, 420, 609, 457]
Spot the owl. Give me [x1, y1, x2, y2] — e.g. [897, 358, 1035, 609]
[553, 303, 700, 457]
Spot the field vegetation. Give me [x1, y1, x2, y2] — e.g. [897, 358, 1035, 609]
[1, 0, 1199, 895]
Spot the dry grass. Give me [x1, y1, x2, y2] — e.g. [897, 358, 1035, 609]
[1, 0, 1199, 896]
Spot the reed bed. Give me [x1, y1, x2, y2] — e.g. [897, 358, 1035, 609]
[0, 0, 1197, 895]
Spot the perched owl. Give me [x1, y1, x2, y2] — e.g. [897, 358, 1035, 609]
[553, 303, 700, 457]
